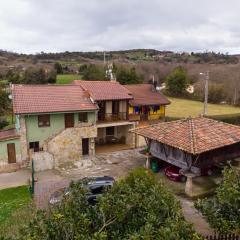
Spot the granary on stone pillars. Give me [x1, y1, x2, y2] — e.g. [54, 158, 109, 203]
[131, 117, 240, 196]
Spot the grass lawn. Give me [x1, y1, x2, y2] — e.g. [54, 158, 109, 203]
[166, 97, 240, 118]
[0, 186, 33, 238]
[56, 74, 82, 84]
[0, 186, 31, 224]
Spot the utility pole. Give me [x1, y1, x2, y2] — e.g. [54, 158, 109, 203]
[104, 52, 106, 65]
[200, 71, 209, 116]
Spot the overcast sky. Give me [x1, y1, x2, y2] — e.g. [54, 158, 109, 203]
[1, 0, 240, 54]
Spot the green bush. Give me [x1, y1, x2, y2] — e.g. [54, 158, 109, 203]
[195, 167, 240, 233]
[208, 113, 240, 125]
[15, 169, 201, 240]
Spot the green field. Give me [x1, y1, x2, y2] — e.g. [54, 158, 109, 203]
[166, 97, 240, 118]
[0, 186, 31, 224]
[56, 74, 82, 84]
[0, 186, 32, 238]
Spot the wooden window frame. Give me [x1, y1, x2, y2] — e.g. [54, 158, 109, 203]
[78, 112, 88, 123]
[29, 141, 40, 152]
[38, 115, 50, 127]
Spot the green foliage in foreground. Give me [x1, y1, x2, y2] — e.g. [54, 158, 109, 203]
[195, 167, 240, 233]
[13, 169, 200, 240]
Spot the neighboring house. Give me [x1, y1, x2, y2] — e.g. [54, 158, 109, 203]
[0, 129, 25, 172]
[124, 84, 170, 122]
[73, 80, 136, 150]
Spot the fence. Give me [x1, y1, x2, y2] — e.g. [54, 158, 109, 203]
[205, 234, 239, 240]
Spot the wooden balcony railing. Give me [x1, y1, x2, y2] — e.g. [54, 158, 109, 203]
[97, 112, 128, 122]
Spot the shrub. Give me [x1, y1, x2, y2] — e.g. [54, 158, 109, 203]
[195, 167, 240, 233]
[16, 169, 200, 240]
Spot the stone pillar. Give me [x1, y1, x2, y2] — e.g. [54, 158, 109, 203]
[89, 138, 95, 157]
[145, 156, 150, 169]
[19, 116, 28, 161]
[185, 173, 195, 197]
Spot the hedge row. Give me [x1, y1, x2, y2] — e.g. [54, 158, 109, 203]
[164, 114, 240, 125]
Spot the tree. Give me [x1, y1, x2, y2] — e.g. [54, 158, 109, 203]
[195, 167, 240, 233]
[0, 87, 10, 115]
[208, 84, 226, 104]
[16, 169, 201, 240]
[54, 62, 63, 74]
[116, 67, 144, 85]
[82, 64, 106, 80]
[165, 66, 189, 97]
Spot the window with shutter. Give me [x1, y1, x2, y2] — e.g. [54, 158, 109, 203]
[38, 115, 50, 127]
[79, 112, 88, 122]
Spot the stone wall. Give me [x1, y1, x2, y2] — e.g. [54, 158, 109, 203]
[32, 151, 54, 172]
[47, 125, 97, 167]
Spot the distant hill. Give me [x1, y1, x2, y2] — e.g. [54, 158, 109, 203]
[1, 49, 240, 104]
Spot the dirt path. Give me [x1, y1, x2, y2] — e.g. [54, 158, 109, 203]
[178, 196, 214, 236]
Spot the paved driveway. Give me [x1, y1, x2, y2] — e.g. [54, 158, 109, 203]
[34, 149, 146, 208]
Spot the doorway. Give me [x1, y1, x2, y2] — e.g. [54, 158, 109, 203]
[65, 113, 74, 128]
[82, 138, 89, 156]
[7, 143, 16, 164]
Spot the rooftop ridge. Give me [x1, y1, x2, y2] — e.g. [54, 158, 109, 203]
[188, 118, 196, 154]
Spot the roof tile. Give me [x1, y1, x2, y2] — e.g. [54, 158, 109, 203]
[131, 117, 240, 154]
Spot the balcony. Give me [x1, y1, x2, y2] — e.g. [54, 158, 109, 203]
[97, 112, 128, 123]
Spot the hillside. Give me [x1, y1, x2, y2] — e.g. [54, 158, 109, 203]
[1, 49, 240, 104]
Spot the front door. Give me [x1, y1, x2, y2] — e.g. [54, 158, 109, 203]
[7, 143, 16, 164]
[82, 138, 89, 156]
[65, 113, 74, 128]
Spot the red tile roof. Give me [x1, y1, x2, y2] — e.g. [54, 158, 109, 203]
[124, 84, 170, 106]
[131, 117, 240, 154]
[73, 80, 133, 101]
[12, 84, 97, 114]
[0, 129, 19, 141]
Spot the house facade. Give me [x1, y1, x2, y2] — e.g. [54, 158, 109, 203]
[73, 81, 136, 150]
[124, 84, 170, 122]
[0, 81, 170, 172]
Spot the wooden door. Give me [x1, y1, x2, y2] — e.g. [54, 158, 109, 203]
[7, 143, 16, 164]
[65, 113, 74, 128]
[82, 138, 89, 156]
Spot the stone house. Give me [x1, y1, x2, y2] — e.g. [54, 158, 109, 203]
[0, 81, 170, 172]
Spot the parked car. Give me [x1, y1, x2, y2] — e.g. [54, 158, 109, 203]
[49, 176, 115, 205]
[164, 165, 214, 182]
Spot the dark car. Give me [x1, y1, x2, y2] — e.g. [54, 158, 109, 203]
[49, 176, 115, 205]
[164, 165, 214, 182]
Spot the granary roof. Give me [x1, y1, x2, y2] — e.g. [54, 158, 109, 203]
[73, 80, 133, 101]
[12, 84, 97, 114]
[124, 84, 170, 106]
[131, 117, 240, 154]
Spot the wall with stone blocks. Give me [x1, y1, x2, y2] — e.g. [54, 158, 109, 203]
[47, 126, 97, 167]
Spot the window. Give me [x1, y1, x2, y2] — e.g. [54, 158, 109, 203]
[106, 127, 114, 136]
[38, 115, 50, 127]
[29, 141, 39, 152]
[79, 112, 88, 122]
[112, 101, 119, 114]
